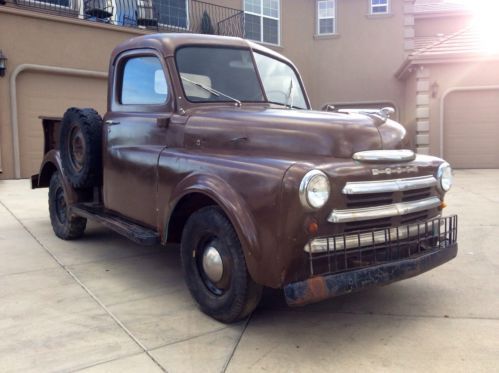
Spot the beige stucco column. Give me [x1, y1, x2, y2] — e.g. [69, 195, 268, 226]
[414, 66, 431, 155]
[403, 0, 415, 55]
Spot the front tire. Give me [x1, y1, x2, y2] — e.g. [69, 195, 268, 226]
[48, 173, 86, 240]
[181, 206, 262, 323]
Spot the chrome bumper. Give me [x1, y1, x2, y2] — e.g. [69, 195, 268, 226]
[287, 241, 458, 307]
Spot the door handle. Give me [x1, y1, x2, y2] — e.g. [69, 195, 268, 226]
[105, 120, 120, 126]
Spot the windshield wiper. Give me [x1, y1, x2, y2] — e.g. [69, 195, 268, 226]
[181, 76, 242, 107]
[286, 78, 294, 109]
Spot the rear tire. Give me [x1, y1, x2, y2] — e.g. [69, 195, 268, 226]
[60, 108, 102, 188]
[181, 206, 262, 323]
[48, 173, 86, 240]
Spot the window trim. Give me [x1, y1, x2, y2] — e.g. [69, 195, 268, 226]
[370, 0, 390, 15]
[243, 0, 281, 46]
[112, 49, 173, 113]
[316, 0, 336, 36]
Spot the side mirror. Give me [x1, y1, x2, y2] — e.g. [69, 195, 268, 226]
[322, 104, 335, 112]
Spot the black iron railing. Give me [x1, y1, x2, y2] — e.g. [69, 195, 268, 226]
[307, 215, 458, 276]
[5, 0, 244, 37]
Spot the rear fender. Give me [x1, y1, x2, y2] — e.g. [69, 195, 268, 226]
[33, 149, 79, 205]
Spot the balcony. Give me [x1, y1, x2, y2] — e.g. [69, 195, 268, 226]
[3, 0, 244, 37]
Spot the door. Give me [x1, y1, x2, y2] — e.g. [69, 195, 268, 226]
[103, 53, 172, 227]
[444, 88, 499, 168]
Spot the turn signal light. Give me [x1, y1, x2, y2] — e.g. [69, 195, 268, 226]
[307, 220, 319, 235]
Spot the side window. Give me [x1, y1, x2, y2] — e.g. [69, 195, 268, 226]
[121, 56, 168, 105]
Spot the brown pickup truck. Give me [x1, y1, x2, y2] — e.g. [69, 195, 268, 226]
[32, 33, 458, 323]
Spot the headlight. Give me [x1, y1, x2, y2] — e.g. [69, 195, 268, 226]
[437, 163, 453, 192]
[299, 170, 330, 209]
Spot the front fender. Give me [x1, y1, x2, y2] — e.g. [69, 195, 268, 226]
[163, 173, 264, 283]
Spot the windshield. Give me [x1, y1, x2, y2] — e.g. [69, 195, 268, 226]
[253, 52, 307, 109]
[175, 46, 307, 109]
[176, 47, 264, 103]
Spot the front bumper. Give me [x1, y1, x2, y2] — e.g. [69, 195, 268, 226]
[284, 238, 458, 307]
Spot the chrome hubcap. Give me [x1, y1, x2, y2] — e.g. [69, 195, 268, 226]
[202, 246, 223, 283]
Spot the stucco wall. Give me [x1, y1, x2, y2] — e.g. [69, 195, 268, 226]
[0, 7, 148, 179]
[279, 0, 406, 112]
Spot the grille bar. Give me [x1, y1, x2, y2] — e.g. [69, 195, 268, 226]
[342, 175, 437, 195]
[328, 196, 441, 223]
[306, 215, 458, 277]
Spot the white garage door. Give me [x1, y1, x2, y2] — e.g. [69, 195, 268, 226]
[17, 71, 107, 178]
[444, 89, 499, 168]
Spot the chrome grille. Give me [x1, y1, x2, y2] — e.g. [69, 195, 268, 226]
[402, 187, 432, 202]
[306, 215, 458, 276]
[346, 192, 393, 208]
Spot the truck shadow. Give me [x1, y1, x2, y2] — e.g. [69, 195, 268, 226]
[58, 223, 451, 364]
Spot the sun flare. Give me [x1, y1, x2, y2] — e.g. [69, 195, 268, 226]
[445, 0, 499, 53]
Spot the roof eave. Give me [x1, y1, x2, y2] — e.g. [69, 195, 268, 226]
[396, 53, 499, 80]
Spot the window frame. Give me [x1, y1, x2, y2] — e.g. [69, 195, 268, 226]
[370, 0, 390, 15]
[112, 49, 173, 113]
[243, 0, 281, 46]
[316, 0, 336, 36]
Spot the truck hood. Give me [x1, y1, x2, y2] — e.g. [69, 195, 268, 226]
[184, 107, 408, 159]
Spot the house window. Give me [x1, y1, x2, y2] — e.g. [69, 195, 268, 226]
[244, 0, 280, 45]
[371, 0, 389, 14]
[116, 0, 188, 28]
[155, 0, 188, 28]
[36, 0, 70, 7]
[317, 0, 335, 35]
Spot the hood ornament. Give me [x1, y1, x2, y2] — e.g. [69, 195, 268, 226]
[378, 107, 395, 120]
[353, 149, 416, 163]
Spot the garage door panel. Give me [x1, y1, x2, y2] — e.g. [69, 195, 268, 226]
[17, 72, 107, 178]
[444, 89, 499, 169]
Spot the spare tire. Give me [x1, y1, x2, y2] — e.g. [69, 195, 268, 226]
[60, 108, 102, 189]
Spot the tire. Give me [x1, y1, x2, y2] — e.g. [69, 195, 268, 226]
[181, 206, 262, 323]
[48, 172, 86, 240]
[60, 107, 102, 188]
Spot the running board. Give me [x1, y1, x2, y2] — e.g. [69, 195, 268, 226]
[71, 203, 160, 246]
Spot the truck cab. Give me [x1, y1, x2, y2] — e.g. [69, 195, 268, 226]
[32, 33, 458, 323]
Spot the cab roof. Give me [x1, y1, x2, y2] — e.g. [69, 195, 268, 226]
[111, 33, 292, 64]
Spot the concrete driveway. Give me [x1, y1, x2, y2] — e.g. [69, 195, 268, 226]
[0, 170, 498, 372]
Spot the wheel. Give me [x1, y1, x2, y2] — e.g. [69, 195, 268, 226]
[60, 107, 102, 188]
[181, 206, 262, 323]
[48, 172, 86, 240]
